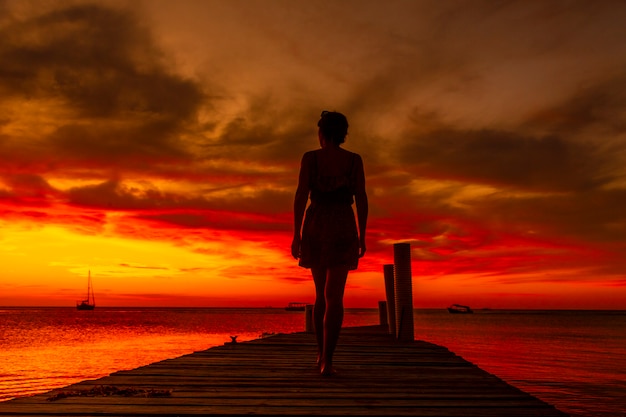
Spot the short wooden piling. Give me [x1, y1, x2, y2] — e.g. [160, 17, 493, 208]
[378, 300, 388, 326]
[305, 304, 314, 333]
[383, 263, 396, 335]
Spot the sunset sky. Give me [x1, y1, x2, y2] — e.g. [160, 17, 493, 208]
[1, 0, 625, 309]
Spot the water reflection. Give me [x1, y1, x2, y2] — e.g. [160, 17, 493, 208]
[1, 308, 625, 417]
[415, 310, 626, 417]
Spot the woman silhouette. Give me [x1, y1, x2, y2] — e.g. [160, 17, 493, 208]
[292, 110, 368, 376]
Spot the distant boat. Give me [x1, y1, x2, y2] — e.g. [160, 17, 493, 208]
[447, 304, 473, 314]
[76, 271, 96, 310]
[285, 302, 306, 311]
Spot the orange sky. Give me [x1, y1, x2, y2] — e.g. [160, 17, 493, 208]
[1, 0, 625, 309]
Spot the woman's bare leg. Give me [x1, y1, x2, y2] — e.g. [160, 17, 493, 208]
[311, 266, 327, 366]
[320, 265, 349, 376]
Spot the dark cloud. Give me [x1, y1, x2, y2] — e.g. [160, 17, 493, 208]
[65, 178, 292, 217]
[396, 131, 626, 244]
[0, 3, 204, 166]
[197, 95, 321, 164]
[385, 69, 626, 252]
[399, 125, 609, 192]
[0, 204, 106, 235]
[526, 77, 626, 137]
[487, 188, 626, 243]
[1, 4, 202, 115]
[135, 211, 287, 233]
[3, 173, 58, 199]
[0, 174, 59, 208]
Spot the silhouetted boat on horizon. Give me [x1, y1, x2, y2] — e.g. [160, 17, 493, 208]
[447, 304, 473, 314]
[285, 302, 306, 311]
[76, 271, 96, 311]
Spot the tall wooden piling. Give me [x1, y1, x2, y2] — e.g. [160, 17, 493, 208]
[393, 242, 414, 342]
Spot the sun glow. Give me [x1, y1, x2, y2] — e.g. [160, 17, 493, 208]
[0, 221, 302, 307]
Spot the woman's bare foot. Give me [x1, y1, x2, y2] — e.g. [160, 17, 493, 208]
[321, 366, 336, 377]
[320, 359, 336, 377]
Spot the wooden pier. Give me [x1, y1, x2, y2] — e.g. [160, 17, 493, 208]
[0, 325, 568, 416]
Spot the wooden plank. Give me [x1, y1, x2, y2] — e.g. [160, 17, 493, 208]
[0, 404, 569, 417]
[0, 325, 569, 417]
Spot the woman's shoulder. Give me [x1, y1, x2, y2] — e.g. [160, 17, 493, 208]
[344, 149, 363, 164]
[328, 147, 361, 160]
[301, 150, 318, 163]
[340, 147, 361, 157]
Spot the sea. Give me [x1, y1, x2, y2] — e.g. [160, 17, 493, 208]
[0, 307, 624, 417]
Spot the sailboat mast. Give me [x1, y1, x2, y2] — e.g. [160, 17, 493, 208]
[90, 272, 95, 305]
[87, 270, 95, 304]
[87, 270, 91, 301]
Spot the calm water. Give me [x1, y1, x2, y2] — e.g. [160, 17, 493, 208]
[0, 308, 624, 417]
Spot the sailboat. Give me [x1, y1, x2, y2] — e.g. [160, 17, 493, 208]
[76, 270, 96, 310]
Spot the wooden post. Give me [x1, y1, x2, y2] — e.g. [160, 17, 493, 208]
[378, 301, 388, 326]
[383, 264, 396, 335]
[393, 242, 414, 342]
[305, 304, 314, 333]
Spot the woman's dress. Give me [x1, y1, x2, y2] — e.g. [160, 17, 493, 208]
[299, 151, 360, 270]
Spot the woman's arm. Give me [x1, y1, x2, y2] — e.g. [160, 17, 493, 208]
[354, 154, 368, 257]
[292, 152, 311, 259]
